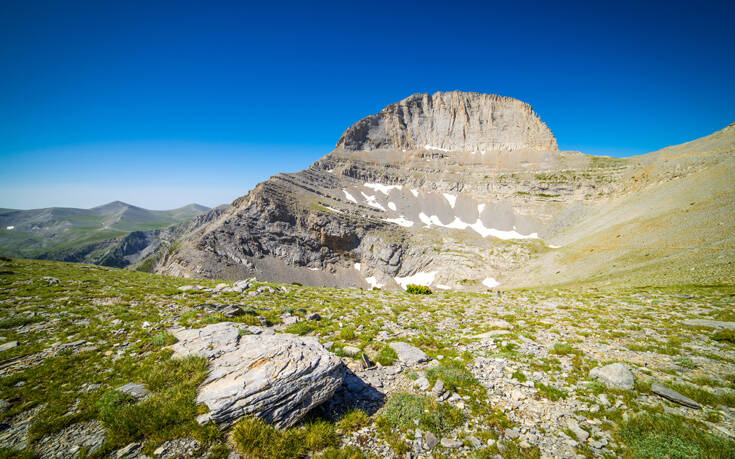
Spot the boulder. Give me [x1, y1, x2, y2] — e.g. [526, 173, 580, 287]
[589, 363, 635, 390]
[389, 342, 429, 366]
[170, 322, 346, 428]
[651, 383, 701, 409]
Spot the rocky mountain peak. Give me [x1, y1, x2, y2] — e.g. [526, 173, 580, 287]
[336, 91, 558, 154]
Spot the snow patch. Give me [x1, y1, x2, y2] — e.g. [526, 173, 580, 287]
[443, 193, 457, 208]
[387, 202, 397, 211]
[416, 213, 539, 240]
[395, 271, 437, 289]
[343, 189, 357, 203]
[548, 244, 562, 249]
[364, 183, 402, 195]
[360, 192, 386, 211]
[354, 263, 361, 271]
[325, 206, 342, 214]
[365, 277, 383, 289]
[424, 144, 450, 152]
[482, 277, 500, 288]
[308, 267, 320, 271]
[326, 168, 334, 173]
[436, 284, 451, 290]
[383, 216, 414, 227]
[5, 226, 14, 230]
[477, 203, 486, 214]
[410, 189, 419, 197]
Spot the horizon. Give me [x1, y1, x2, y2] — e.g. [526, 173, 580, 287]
[2, 0, 733, 209]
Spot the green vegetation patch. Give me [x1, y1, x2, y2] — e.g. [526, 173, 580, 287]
[618, 412, 735, 458]
[232, 416, 338, 459]
[406, 284, 432, 295]
[376, 392, 463, 436]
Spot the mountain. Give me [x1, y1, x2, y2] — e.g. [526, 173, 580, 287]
[0, 201, 213, 266]
[148, 91, 730, 289]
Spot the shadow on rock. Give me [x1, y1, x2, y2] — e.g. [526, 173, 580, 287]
[312, 366, 385, 420]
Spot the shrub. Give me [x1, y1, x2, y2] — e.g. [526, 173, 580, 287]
[283, 321, 317, 335]
[316, 446, 368, 459]
[618, 412, 735, 458]
[232, 416, 339, 459]
[512, 371, 527, 383]
[377, 393, 463, 435]
[375, 345, 398, 366]
[151, 332, 177, 347]
[551, 343, 577, 355]
[337, 409, 370, 433]
[427, 360, 480, 394]
[535, 382, 567, 401]
[406, 284, 432, 295]
[712, 329, 735, 344]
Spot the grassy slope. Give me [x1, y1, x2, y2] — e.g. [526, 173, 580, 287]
[0, 203, 209, 259]
[1, 258, 734, 458]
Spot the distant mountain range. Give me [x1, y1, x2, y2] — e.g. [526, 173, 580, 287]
[0, 201, 212, 267]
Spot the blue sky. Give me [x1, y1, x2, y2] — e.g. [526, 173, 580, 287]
[1, 0, 733, 209]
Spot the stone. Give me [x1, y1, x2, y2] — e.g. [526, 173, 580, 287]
[415, 376, 430, 391]
[441, 438, 463, 448]
[567, 420, 589, 442]
[152, 438, 201, 458]
[361, 353, 375, 369]
[233, 279, 251, 292]
[218, 305, 245, 318]
[282, 315, 300, 325]
[114, 442, 142, 458]
[651, 383, 701, 409]
[389, 342, 429, 366]
[116, 383, 150, 401]
[306, 312, 321, 321]
[432, 379, 445, 397]
[0, 341, 18, 352]
[177, 285, 196, 291]
[170, 322, 345, 428]
[41, 276, 60, 284]
[589, 363, 635, 390]
[343, 346, 361, 356]
[682, 319, 735, 329]
[424, 431, 439, 450]
[468, 435, 483, 449]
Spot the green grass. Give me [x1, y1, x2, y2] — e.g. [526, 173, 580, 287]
[374, 345, 398, 366]
[232, 416, 339, 459]
[376, 393, 463, 436]
[283, 321, 317, 335]
[618, 412, 735, 458]
[535, 382, 567, 401]
[712, 329, 735, 344]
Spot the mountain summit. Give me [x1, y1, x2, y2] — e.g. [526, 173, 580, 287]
[337, 91, 558, 154]
[154, 92, 734, 290]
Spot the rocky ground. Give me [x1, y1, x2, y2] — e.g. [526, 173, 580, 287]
[1, 257, 734, 458]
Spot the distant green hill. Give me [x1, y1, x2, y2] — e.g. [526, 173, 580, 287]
[0, 201, 210, 260]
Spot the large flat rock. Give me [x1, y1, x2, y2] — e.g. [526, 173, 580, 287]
[170, 322, 346, 428]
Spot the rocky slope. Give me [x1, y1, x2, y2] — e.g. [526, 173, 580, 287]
[155, 91, 735, 289]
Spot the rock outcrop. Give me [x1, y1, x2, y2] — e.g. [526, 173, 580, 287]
[337, 91, 559, 153]
[169, 322, 346, 428]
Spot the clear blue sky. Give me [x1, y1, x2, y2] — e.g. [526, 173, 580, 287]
[1, 0, 733, 209]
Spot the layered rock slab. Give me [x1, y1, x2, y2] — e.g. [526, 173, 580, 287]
[170, 322, 346, 428]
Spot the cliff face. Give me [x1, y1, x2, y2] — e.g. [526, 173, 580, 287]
[337, 91, 558, 153]
[154, 92, 735, 289]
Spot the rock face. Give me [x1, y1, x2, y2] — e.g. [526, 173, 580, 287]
[169, 322, 346, 428]
[589, 363, 635, 390]
[153, 91, 735, 290]
[337, 91, 558, 153]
